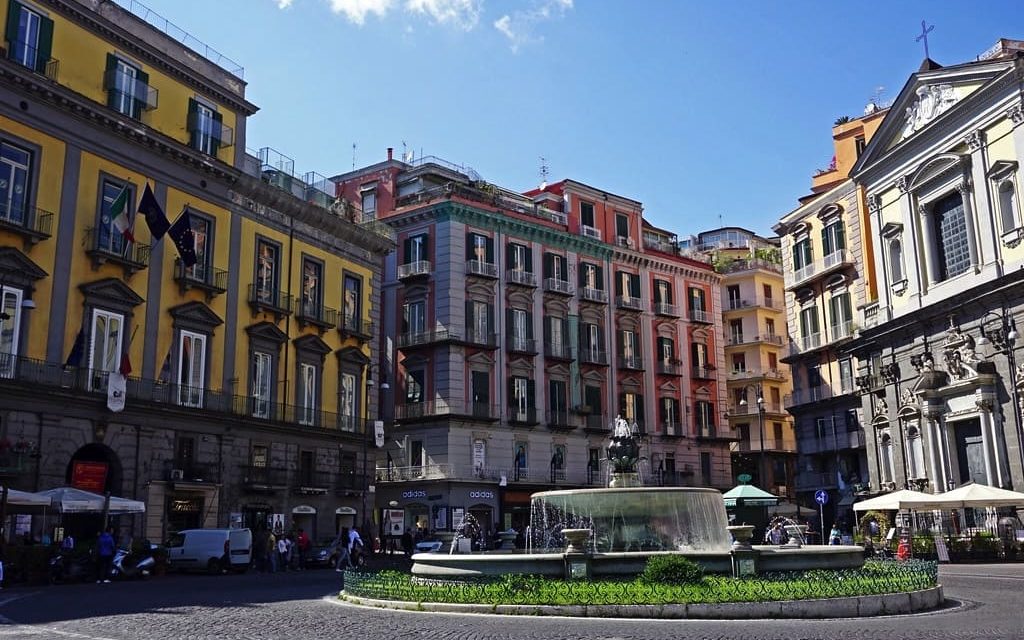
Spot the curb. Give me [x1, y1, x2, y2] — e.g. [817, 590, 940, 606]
[336, 585, 944, 619]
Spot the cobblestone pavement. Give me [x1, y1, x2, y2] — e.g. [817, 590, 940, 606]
[0, 561, 1020, 640]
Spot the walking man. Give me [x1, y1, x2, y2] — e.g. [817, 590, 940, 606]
[95, 528, 115, 583]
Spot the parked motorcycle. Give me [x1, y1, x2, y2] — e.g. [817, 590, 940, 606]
[109, 545, 157, 580]
[49, 552, 93, 584]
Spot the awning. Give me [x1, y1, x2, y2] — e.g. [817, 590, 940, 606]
[722, 483, 779, 508]
[852, 489, 932, 512]
[36, 487, 145, 514]
[0, 487, 52, 508]
[899, 482, 1024, 510]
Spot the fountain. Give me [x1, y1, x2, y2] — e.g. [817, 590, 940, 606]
[411, 416, 864, 578]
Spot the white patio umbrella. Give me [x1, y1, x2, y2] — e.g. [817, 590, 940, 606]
[0, 486, 52, 508]
[899, 483, 1024, 510]
[36, 487, 145, 514]
[852, 489, 933, 512]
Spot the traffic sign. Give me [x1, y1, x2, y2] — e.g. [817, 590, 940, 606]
[814, 490, 829, 505]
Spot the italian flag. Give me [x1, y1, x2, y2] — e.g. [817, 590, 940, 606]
[110, 185, 135, 242]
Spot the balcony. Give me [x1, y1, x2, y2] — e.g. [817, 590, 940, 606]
[654, 302, 680, 317]
[579, 348, 609, 366]
[732, 438, 798, 453]
[725, 296, 784, 312]
[691, 365, 715, 379]
[783, 385, 836, 408]
[799, 332, 822, 353]
[506, 269, 537, 287]
[689, 308, 712, 324]
[103, 68, 159, 113]
[798, 430, 866, 455]
[394, 399, 500, 422]
[695, 424, 737, 441]
[717, 257, 782, 275]
[785, 250, 854, 290]
[398, 260, 431, 280]
[583, 413, 610, 433]
[84, 228, 150, 274]
[829, 321, 856, 343]
[546, 410, 575, 431]
[247, 284, 293, 318]
[397, 327, 457, 349]
[615, 295, 644, 311]
[580, 287, 609, 304]
[6, 42, 59, 80]
[728, 368, 788, 384]
[240, 465, 288, 491]
[507, 336, 538, 355]
[0, 204, 53, 244]
[186, 111, 234, 150]
[544, 342, 573, 361]
[174, 260, 228, 297]
[164, 459, 219, 483]
[463, 330, 499, 349]
[376, 463, 454, 482]
[656, 360, 682, 376]
[581, 225, 601, 240]
[466, 260, 498, 278]
[661, 421, 684, 438]
[618, 354, 644, 370]
[543, 277, 574, 296]
[293, 469, 334, 494]
[338, 316, 373, 341]
[296, 302, 338, 329]
[508, 407, 540, 425]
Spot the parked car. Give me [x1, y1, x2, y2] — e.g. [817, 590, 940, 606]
[305, 538, 340, 569]
[165, 528, 252, 574]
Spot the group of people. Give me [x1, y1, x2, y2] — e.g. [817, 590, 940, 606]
[251, 526, 364, 573]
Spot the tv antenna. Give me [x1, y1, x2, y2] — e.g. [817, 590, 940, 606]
[539, 156, 550, 189]
[351, 143, 357, 170]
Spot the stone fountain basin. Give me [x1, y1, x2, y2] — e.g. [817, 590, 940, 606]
[410, 546, 865, 578]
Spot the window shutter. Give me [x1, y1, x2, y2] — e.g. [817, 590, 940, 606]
[507, 378, 515, 406]
[615, 272, 623, 296]
[578, 263, 587, 287]
[595, 266, 604, 289]
[597, 325, 604, 351]
[34, 14, 53, 74]
[562, 319, 569, 348]
[636, 395, 645, 427]
[506, 308, 513, 337]
[543, 252, 553, 279]
[105, 54, 119, 109]
[403, 237, 412, 263]
[579, 323, 589, 350]
[632, 274, 640, 298]
[465, 300, 472, 334]
[401, 303, 409, 334]
[526, 312, 534, 340]
[506, 244, 515, 269]
[210, 110, 223, 156]
[486, 237, 494, 263]
[187, 98, 199, 150]
[466, 233, 474, 261]
[5, 2, 21, 45]
[524, 246, 533, 272]
[486, 304, 494, 334]
[617, 330, 624, 358]
[821, 227, 829, 255]
[527, 380, 535, 409]
[619, 394, 626, 417]
[543, 317, 551, 344]
[134, 68, 149, 119]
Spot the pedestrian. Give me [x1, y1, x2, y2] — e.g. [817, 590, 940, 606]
[768, 523, 786, 545]
[0, 544, 5, 589]
[252, 529, 267, 573]
[336, 527, 351, 571]
[296, 529, 310, 570]
[401, 528, 414, 556]
[276, 533, 288, 571]
[267, 531, 278, 573]
[829, 524, 842, 546]
[348, 526, 364, 567]
[61, 534, 75, 553]
[96, 528, 115, 583]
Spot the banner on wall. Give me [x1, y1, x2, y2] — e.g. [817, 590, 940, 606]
[385, 509, 404, 536]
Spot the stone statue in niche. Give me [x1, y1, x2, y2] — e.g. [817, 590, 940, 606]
[900, 387, 916, 407]
[943, 324, 979, 380]
[874, 395, 888, 417]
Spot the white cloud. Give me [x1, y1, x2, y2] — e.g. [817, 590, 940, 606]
[493, 0, 572, 52]
[406, 0, 482, 31]
[325, 0, 397, 25]
[277, 0, 294, 8]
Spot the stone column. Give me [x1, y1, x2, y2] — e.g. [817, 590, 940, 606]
[977, 396, 1005, 487]
[923, 407, 944, 492]
[918, 204, 940, 286]
[957, 182, 981, 272]
[975, 397, 996, 486]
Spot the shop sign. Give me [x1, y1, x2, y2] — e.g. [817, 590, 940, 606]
[384, 508, 404, 535]
[468, 490, 495, 500]
[71, 461, 108, 492]
[170, 498, 202, 513]
[401, 490, 428, 499]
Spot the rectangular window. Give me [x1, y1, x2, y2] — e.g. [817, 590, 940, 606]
[732, 353, 746, 372]
[934, 192, 971, 280]
[410, 440, 424, 470]
[403, 300, 426, 335]
[695, 400, 714, 430]
[580, 201, 595, 228]
[185, 215, 211, 282]
[689, 287, 706, 312]
[298, 362, 317, 425]
[514, 441, 528, 470]
[543, 252, 566, 281]
[508, 243, 531, 272]
[251, 351, 272, 418]
[97, 179, 133, 255]
[255, 239, 279, 303]
[512, 308, 528, 349]
[549, 316, 564, 352]
[839, 359, 854, 393]
[763, 283, 773, 306]
[251, 445, 268, 468]
[360, 186, 377, 219]
[792, 237, 812, 271]
[727, 285, 741, 308]
[615, 213, 629, 244]
[655, 279, 672, 304]
[661, 397, 679, 431]
[406, 369, 424, 403]
[178, 330, 206, 407]
[88, 308, 123, 391]
[658, 336, 674, 363]
[765, 317, 776, 337]
[9, 2, 52, 73]
[107, 56, 142, 118]
[799, 306, 820, 343]
[0, 286, 23, 378]
[822, 220, 846, 256]
[472, 300, 489, 340]
[584, 385, 602, 415]
[512, 376, 529, 419]
[300, 259, 323, 319]
[343, 274, 361, 331]
[621, 392, 644, 428]
[549, 379, 567, 413]
[829, 291, 852, 333]
[0, 141, 31, 226]
[581, 262, 600, 289]
[340, 372, 356, 431]
[404, 234, 428, 263]
[468, 233, 493, 263]
[729, 319, 743, 343]
[191, 100, 218, 156]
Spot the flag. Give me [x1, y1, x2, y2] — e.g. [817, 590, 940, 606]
[138, 183, 170, 239]
[168, 207, 197, 267]
[63, 327, 86, 369]
[107, 363, 127, 413]
[119, 351, 132, 377]
[110, 184, 135, 243]
[157, 350, 171, 384]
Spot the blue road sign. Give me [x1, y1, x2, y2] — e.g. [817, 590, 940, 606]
[814, 490, 829, 505]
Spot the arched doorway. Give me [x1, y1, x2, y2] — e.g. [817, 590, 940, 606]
[62, 443, 125, 539]
[335, 507, 356, 535]
[292, 505, 317, 541]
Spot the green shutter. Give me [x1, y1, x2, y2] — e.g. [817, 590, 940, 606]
[524, 246, 533, 273]
[821, 227, 829, 256]
[35, 14, 53, 74]
[187, 98, 199, 150]
[5, 2, 21, 47]
[465, 300, 472, 335]
[615, 271, 623, 296]
[134, 68, 149, 118]
[105, 53, 119, 109]
[210, 109, 223, 156]
[543, 252, 553, 279]
[578, 262, 587, 287]
[486, 304, 494, 334]
[466, 233, 474, 261]
[486, 237, 494, 263]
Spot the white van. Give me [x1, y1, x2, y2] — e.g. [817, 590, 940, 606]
[166, 528, 252, 573]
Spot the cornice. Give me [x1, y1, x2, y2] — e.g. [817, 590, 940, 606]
[611, 247, 720, 283]
[43, 0, 257, 115]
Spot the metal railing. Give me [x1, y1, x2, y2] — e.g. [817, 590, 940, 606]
[786, 250, 853, 289]
[508, 407, 539, 424]
[240, 465, 288, 488]
[584, 414, 610, 432]
[247, 284, 294, 315]
[618, 354, 644, 370]
[784, 385, 836, 408]
[506, 269, 537, 287]
[6, 41, 59, 80]
[615, 295, 644, 311]
[339, 316, 373, 338]
[174, 260, 228, 293]
[397, 327, 457, 348]
[103, 68, 159, 111]
[581, 225, 601, 240]
[800, 332, 823, 352]
[653, 302, 679, 316]
[164, 459, 220, 483]
[0, 204, 53, 241]
[394, 400, 500, 421]
[398, 260, 431, 279]
[296, 302, 338, 328]
[717, 257, 782, 275]
[544, 342, 573, 360]
[580, 287, 608, 303]
[543, 278, 574, 295]
[293, 469, 334, 490]
[692, 365, 715, 379]
[84, 227, 151, 269]
[466, 260, 498, 278]
[661, 421, 683, 437]
[579, 348, 608, 365]
[656, 360, 681, 376]
[830, 321, 856, 342]
[798, 429, 866, 454]
[464, 330, 498, 348]
[689, 308, 712, 323]
[733, 438, 798, 453]
[546, 410, 574, 429]
[507, 336, 537, 354]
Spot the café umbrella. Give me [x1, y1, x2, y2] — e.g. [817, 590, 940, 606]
[35, 487, 145, 514]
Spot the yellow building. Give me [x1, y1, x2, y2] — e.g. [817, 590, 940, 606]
[0, 0, 391, 543]
[685, 229, 796, 498]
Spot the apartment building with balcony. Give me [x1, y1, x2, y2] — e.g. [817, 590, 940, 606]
[684, 227, 797, 500]
[332, 156, 730, 536]
[847, 42, 1024, 497]
[0, 0, 391, 543]
[773, 110, 884, 522]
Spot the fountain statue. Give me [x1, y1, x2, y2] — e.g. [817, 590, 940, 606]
[606, 415, 642, 487]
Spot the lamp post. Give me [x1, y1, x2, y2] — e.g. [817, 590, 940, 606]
[738, 384, 765, 487]
[976, 309, 1021, 484]
[362, 365, 389, 544]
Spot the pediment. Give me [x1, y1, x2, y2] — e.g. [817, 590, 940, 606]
[0, 247, 47, 288]
[337, 345, 370, 364]
[906, 153, 969, 192]
[79, 277, 145, 308]
[246, 321, 288, 344]
[294, 333, 332, 356]
[169, 301, 223, 329]
[693, 385, 712, 397]
[853, 59, 1015, 175]
[581, 369, 604, 382]
[466, 351, 493, 366]
[657, 380, 679, 393]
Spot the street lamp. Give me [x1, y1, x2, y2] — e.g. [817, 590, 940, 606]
[362, 364, 389, 542]
[738, 384, 766, 488]
[976, 309, 1022, 481]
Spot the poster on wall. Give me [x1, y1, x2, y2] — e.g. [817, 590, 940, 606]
[433, 505, 447, 530]
[229, 513, 243, 529]
[452, 507, 465, 531]
[472, 439, 486, 475]
[71, 461, 108, 492]
[385, 509, 405, 536]
[270, 513, 285, 534]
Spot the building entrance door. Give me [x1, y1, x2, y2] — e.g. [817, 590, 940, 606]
[953, 418, 986, 485]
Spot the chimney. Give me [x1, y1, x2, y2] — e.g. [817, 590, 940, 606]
[387, 147, 393, 161]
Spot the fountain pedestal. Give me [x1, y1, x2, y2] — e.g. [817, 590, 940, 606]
[727, 525, 758, 577]
[561, 528, 593, 580]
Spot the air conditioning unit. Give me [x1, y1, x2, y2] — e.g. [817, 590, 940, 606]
[170, 469, 185, 481]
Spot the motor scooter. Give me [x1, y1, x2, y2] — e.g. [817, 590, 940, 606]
[49, 552, 93, 584]
[109, 544, 157, 580]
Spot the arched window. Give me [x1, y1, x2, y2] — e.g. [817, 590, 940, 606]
[905, 423, 926, 480]
[998, 180, 1018, 233]
[889, 239, 904, 283]
[879, 432, 894, 484]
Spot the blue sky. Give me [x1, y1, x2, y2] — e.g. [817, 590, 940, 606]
[140, 0, 1024, 237]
